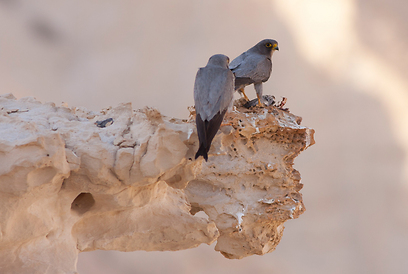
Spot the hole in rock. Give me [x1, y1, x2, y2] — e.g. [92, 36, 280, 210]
[71, 192, 95, 215]
[165, 174, 182, 186]
[190, 205, 203, 215]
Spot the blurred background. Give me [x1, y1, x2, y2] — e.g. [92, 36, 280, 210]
[1, 0, 408, 273]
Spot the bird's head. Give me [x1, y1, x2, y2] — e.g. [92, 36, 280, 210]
[207, 54, 230, 68]
[255, 39, 279, 56]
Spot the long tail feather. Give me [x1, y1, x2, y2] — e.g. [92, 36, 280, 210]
[195, 110, 227, 161]
[195, 144, 208, 161]
[195, 114, 208, 161]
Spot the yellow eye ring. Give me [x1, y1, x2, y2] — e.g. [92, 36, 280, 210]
[266, 43, 272, 48]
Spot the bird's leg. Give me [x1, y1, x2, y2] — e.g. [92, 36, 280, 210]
[257, 96, 264, 107]
[239, 87, 250, 101]
[254, 83, 265, 107]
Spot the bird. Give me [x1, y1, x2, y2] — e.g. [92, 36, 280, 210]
[229, 39, 279, 106]
[194, 54, 235, 161]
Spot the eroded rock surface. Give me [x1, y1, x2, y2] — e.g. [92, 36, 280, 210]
[0, 94, 314, 273]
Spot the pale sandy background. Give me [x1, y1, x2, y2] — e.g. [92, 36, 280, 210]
[1, 0, 408, 273]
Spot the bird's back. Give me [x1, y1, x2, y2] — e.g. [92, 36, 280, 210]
[194, 66, 234, 121]
[231, 56, 271, 89]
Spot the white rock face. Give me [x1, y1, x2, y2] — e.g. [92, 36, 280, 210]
[0, 94, 314, 273]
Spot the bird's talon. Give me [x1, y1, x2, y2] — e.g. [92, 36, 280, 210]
[257, 98, 265, 108]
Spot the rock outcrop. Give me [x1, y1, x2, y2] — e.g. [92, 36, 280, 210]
[0, 94, 314, 273]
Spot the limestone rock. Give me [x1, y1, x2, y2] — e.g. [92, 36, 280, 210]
[0, 94, 314, 273]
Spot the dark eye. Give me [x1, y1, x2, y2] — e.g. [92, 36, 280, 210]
[266, 43, 272, 48]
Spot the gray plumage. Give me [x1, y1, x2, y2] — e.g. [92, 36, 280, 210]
[194, 54, 235, 161]
[229, 39, 279, 106]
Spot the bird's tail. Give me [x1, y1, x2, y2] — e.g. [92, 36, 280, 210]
[195, 144, 208, 161]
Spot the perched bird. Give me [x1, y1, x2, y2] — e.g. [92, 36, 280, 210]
[229, 39, 279, 106]
[194, 54, 235, 161]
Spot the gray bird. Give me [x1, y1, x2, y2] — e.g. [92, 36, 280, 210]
[229, 39, 279, 106]
[194, 54, 235, 161]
